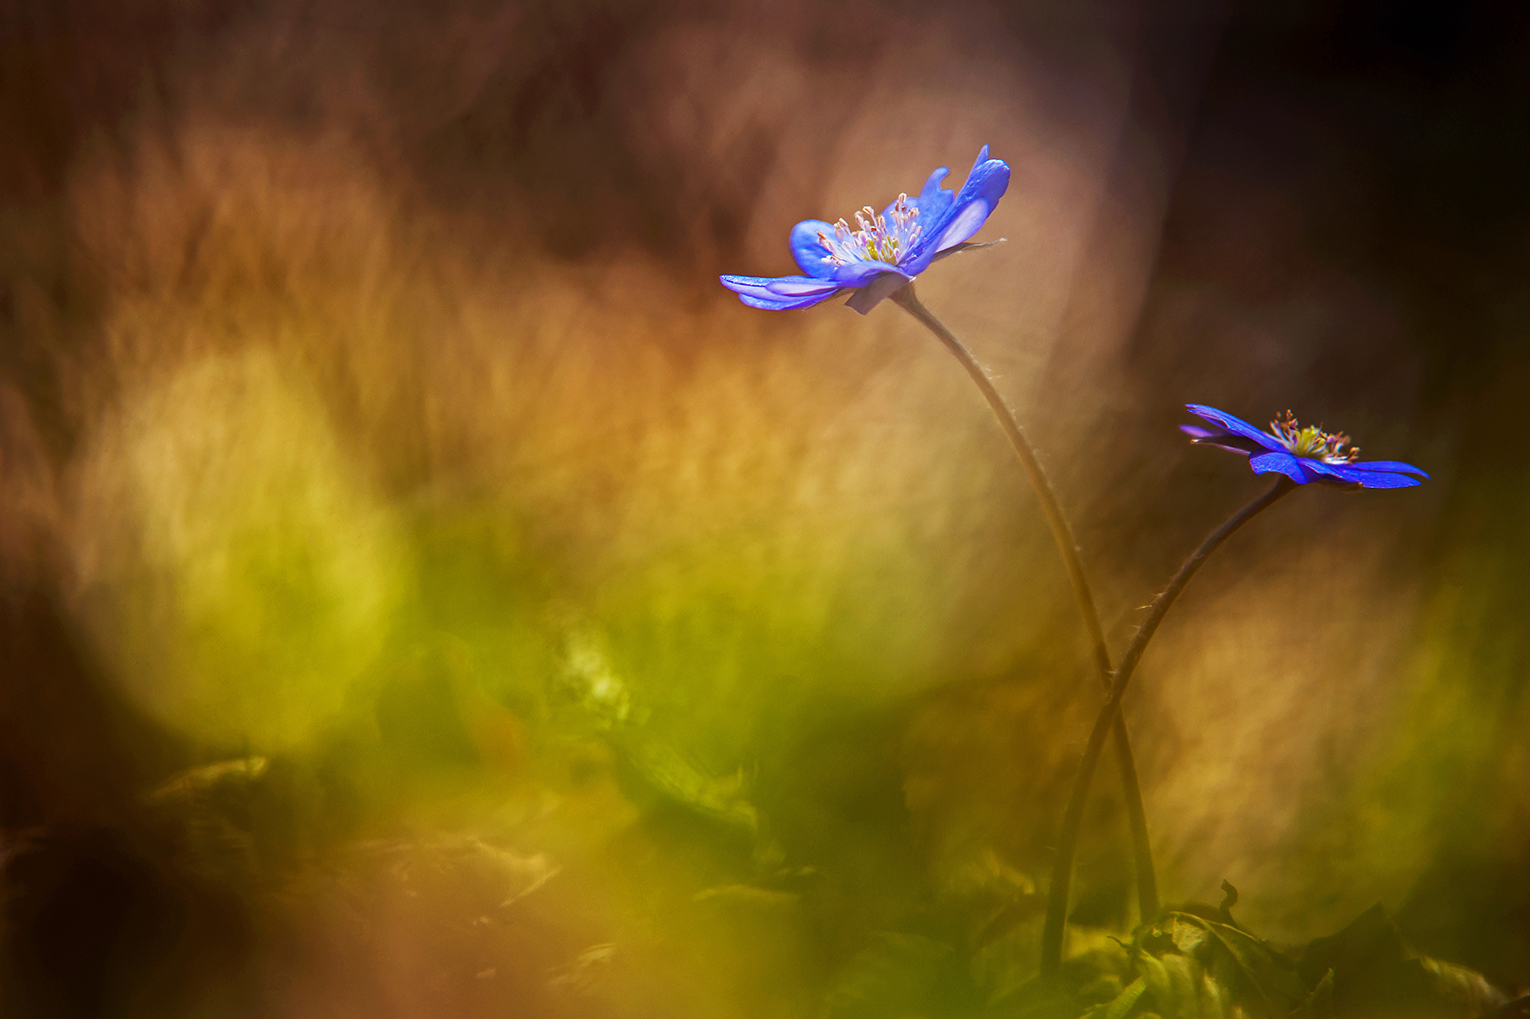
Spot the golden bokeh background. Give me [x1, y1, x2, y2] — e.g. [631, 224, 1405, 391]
[2, 0, 1527, 1016]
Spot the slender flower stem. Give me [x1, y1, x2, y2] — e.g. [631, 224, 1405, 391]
[890, 284, 1159, 924]
[1039, 477, 1295, 980]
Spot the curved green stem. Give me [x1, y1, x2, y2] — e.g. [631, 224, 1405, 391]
[891, 284, 1159, 925]
[1038, 477, 1294, 979]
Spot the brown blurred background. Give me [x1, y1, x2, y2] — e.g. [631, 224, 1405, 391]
[2, 0, 1528, 1016]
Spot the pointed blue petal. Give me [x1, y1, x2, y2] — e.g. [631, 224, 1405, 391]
[1349, 471, 1423, 489]
[737, 291, 839, 310]
[721, 274, 842, 310]
[719, 273, 779, 296]
[1307, 461, 1423, 488]
[903, 147, 1010, 272]
[1181, 423, 1256, 453]
[1185, 405, 1284, 452]
[1343, 459, 1430, 478]
[721, 273, 842, 298]
[930, 200, 994, 254]
[933, 150, 1010, 248]
[1249, 451, 1314, 484]
[765, 276, 846, 297]
[1302, 460, 1365, 485]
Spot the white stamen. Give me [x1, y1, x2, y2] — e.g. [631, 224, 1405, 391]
[817, 194, 922, 267]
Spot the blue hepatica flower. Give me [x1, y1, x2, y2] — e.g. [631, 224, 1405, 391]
[720, 146, 1011, 314]
[1182, 404, 1429, 489]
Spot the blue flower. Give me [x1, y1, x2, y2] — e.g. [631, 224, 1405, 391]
[1182, 404, 1429, 489]
[720, 146, 1011, 314]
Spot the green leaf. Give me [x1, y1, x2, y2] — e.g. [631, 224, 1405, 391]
[1201, 919, 1306, 1015]
[1297, 904, 1508, 1018]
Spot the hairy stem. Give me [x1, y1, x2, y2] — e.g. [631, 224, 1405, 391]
[1038, 477, 1295, 979]
[891, 284, 1159, 925]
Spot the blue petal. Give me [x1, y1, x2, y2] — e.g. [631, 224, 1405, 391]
[933, 150, 1010, 248]
[1301, 460, 1363, 485]
[788, 219, 892, 285]
[789, 220, 839, 278]
[765, 276, 848, 297]
[1182, 423, 1263, 456]
[890, 166, 953, 227]
[841, 259, 907, 287]
[736, 291, 840, 310]
[930, 200, 993, 256]
[903, 146, 1010, 273]
[1347, 470, 1423, 489]
[1344, 459, 1430, 479]
[1306, 461, 1423, 488]
[720, 274, 842, 310]
[719, 273, 778, 296]
[1185, 405, 1285, 453]
[1249, 451, 1315, 484]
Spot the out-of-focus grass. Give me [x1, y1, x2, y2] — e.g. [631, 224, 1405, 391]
[25, 97, 1154, 1015]
[73, 347, 406, 749]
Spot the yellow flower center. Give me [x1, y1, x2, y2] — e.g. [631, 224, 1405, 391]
[1270, 410, 1360, 463]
